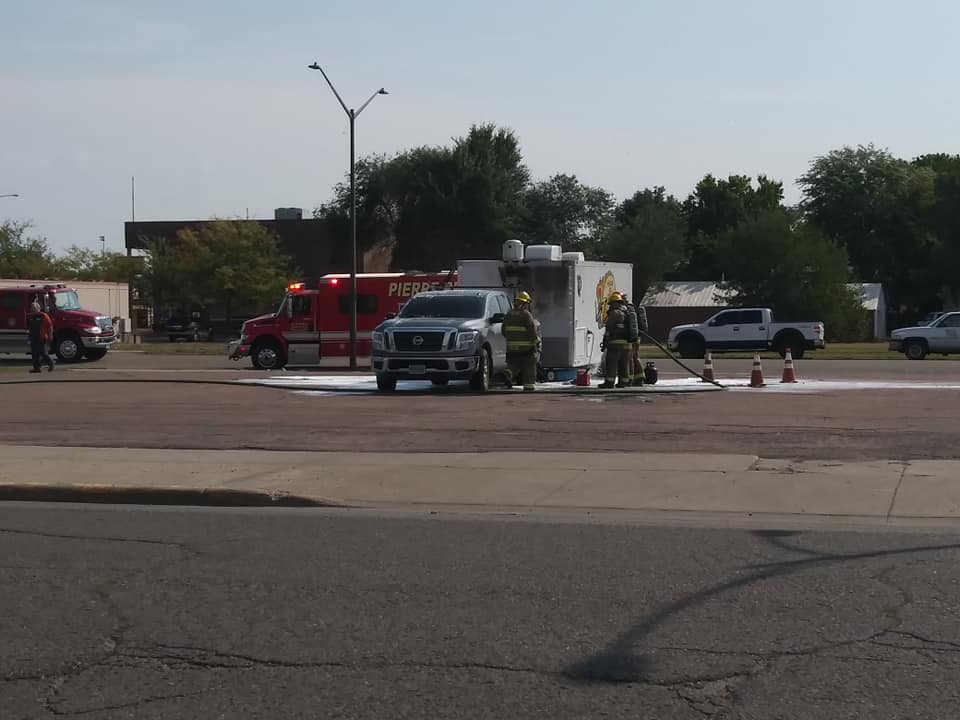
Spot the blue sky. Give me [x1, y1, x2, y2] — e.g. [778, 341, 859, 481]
[2, 0, 959, 252]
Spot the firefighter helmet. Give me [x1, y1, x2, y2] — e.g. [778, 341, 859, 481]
[609, 291, 625, 303]
[516, 291, 532, 304]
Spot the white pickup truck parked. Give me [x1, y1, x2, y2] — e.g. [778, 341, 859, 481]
[667, 308, 826, 359]
[889, 311, 960, 359]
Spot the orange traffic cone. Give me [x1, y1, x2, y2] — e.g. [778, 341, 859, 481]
[781, 347, 798, 383]
[749, 354, 765, 388]
[701, 350, 715, 383]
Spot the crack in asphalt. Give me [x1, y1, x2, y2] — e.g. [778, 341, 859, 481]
[35, 572, 139, 718]
[43, 692, 199, 717]
[0, 527, 188, 550]
[887, 464, 909, 519]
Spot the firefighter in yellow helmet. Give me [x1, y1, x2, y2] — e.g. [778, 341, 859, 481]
[502, 291, 540, 391]
[600, 291, 630, 388]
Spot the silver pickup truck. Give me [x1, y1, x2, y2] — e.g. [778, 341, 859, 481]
[889, 311, 960, 359]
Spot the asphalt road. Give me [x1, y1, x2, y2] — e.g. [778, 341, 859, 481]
[3, 504, 960, 719]
[2, 379, 959, 460]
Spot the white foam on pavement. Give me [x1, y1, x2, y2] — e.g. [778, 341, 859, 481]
[726, 379, 960, 393]
[240, 374, 960, 396]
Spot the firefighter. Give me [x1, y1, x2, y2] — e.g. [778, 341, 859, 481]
[28, 301, 54, 373]
[599, 292, 630, 388]
[622, 292, 642, 386]
[502, 291, 539, 392]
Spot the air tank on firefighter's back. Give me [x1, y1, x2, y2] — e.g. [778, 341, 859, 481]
[502, 239, 524, 262]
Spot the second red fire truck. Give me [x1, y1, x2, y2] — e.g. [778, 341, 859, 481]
[228, 271, 457, 369]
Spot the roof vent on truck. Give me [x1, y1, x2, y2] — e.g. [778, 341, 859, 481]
[524, 245, 562, 262]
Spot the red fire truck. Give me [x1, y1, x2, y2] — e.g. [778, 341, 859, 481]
[228, 271, 457, 369]
[0, 283, 116, 363]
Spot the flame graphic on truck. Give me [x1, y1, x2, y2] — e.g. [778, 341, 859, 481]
[595, 271, 618, 328]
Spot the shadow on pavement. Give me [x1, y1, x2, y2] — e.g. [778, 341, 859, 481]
[564, 530, 960, 684]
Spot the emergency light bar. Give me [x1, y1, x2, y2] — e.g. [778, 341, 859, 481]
[288, 282, 305, 291]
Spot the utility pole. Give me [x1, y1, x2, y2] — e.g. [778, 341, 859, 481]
[308, 62, 388, 370]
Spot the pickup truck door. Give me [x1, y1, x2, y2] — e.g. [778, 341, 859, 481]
[700, 310, 742, 350]
[928, 313, 960, 352]
[283, 294, 321, 366]
[732, 309, 770, 349]
[487, 294, 508, 370]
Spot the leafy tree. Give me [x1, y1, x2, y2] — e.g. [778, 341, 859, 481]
[716, 208, 867, 340]
[54, 246, 140, 283]
[518, 173, 614, 252]
[597, 187, 686, 299]
[172, 220, 293, 323]
[316, 124, 530, 270]
[798, 145, 937, 314]
[915, 154, 960, 310]
[681, 174, 784, 278]
[0, 221, 58, 278]
[135, 237, 180, 319]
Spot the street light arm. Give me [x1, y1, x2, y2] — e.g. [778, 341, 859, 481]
[355, 88, 388, 117]
[308, 62, 349, 116]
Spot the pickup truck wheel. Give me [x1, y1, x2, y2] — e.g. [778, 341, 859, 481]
[251, 341, 284, 370]
[677, 334, 705, 360]
[775, 335, 805, 359]
[904, 340, 928, 360]
[376, 375, 397, 392]
[469, 349, 491, 392]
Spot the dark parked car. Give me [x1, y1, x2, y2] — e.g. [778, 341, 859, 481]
[163, 312, 213, 342]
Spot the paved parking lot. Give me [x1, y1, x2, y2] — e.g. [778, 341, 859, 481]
[0, 377, 957, 461]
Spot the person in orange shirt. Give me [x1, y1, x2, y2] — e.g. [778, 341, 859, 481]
[28, 301, 54, 373]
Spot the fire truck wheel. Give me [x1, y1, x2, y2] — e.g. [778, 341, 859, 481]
[469, 349, 491, 393]
[251, 341, 284, 370]
[54, 333, 83, 363]
[376, 375, 397, 392]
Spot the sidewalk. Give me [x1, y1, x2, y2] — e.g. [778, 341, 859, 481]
[2, 446, 959, 521]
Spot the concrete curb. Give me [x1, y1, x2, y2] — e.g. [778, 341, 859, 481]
[0, 483, 343, 508]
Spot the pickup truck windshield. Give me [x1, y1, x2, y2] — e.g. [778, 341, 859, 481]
[400, 295, 485, 319]
[51, 290, 81, 311]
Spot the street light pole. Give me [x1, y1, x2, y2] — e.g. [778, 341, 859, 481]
[308, 62, 387, 371]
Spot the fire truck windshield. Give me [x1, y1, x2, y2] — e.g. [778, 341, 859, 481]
[400, 294, 484, 319]
[51, 290, 81, 310]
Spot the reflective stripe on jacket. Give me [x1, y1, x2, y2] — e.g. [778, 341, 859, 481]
[503, 308, 538, 354]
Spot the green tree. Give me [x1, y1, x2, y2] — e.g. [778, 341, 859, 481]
[681, 174, 784, 278]
[173, 220, 293, 323]
[316, 124, 531, 270]
[716, 208, 867, 340]
[597, 187, 686, 299]
[518, 173, 614, 252]
[798, 145, 937, 314]
[54, 246, 141, 283]
[915, 154, 960, 311]
[137, 237, 186, 323]
[0, 221, 58, 278]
